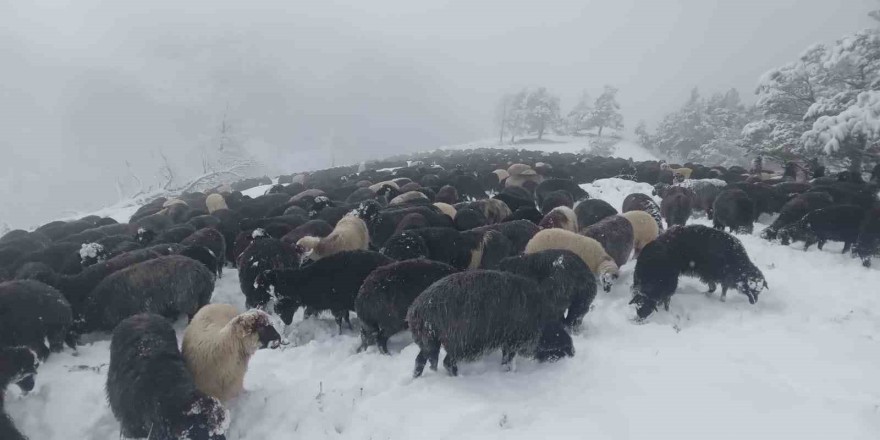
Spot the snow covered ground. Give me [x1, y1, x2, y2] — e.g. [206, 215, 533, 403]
[7, 177, 880, 440]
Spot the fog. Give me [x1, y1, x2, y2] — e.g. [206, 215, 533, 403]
[1, 0, 874, 228]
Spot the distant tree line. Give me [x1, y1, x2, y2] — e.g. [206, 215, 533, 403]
[496, 85, 623, 143]
[637, 5, 880, 171]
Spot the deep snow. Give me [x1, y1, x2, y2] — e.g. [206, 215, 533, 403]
[6, 178, 880, 440]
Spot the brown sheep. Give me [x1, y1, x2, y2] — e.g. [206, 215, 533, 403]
[538, 206, 578, 232]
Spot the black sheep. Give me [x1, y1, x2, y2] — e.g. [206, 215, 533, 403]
[0, 346, 39, 440]
[280, 220, 334, 248]
[18, 244, 178, 307]
[778, 205, 866, 252]
[0, 230, 31, 244]
[107, 313, 228, 440]
[660, 192, 692, 227]
[535, 179, 588, 208]
[256, 250, 394, 331]
[355, 259, 457, 353]
[472, 220, 540, 255]
[0, 280, 74, 359]
[381, 227, 511, 270]
[493, 187, 535, 213]
[682, 179, 725, 218]
[503, 206, 544, 224]
[80, 256, 215, 332]
[712, 189, 756, 234]
[181, 228, 226, 276]
[134, 213, 174, 235]
[36, 220, 95, 241]
[622, 193, 664, 231]
[10, 242, 84, 276]
[583, 215, 635, 267]
[761, 192, 834, 240]
[630, 225, 767, 320]
[393, 213, 430, 235]
[187, 215, 222, 231]
[407, 270, 574, 377]
[155, 224, 198, 244]
[498, 249, 596, 329]
[728, 182, 782, 219]
[854, 207, 880, 267]
[454, 208, 487, 230]
[574, 199, 618, 230]
[208, 209, 241, 265]
[540, 190, 574, 215]
[356, 200, 454, 248]
[237, 235, 299, 309]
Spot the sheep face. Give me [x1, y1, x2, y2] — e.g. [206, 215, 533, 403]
[275, 296, 301, 326]
[137, 228, 156, 245]
[357, 200, 381, 223]
[534, 322, 574, 362]
[629, 293, 659, 321]
[735, 268, 767, 305]
[0, 346, 39, 393]
[171, 395, 229, 440]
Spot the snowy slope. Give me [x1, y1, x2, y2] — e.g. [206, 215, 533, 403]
[7, 179, 880, 440]
[431, 135, 658, 161]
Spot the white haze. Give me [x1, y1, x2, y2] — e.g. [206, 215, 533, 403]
[0, 0, 874, 228]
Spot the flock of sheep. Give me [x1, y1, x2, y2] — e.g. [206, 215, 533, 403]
[1, 147, 878, 439]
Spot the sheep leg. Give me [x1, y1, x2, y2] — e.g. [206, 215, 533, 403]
[334, 314, 344, 335]
[344, 313, 353, 331]
[842, 242, 852, 254]
[443, 354, 458, 376]
[47, 327, 66, 353]
[817, 239, 826, 250]
[501, 347, 516, 372]
[414, 349, 430, 378]
[376, 330, 390, 355]
[706, 282, 717, 295]
[720, 287, 728, 302]
[357, 328, 377, 353]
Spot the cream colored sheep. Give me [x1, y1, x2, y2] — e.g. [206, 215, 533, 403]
[507, 163, 532, 176]
[206, 193, 228, 214]
[621, 211, 660, 257]
[182, 304, 280, 402]
[309, 215, 369, 260]
[389, 191, 428, 206]
[525, 228, 619, 292]
[672, 167, 693, 180]
[492, 169, 510, 183]
[368, 180, 400, 193]
[433, 202, 457, 220]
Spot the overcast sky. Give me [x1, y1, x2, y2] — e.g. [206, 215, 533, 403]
[1, 0, 876, 228]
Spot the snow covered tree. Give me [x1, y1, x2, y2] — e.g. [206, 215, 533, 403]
[634, 120, 654, 151]
[644, 88, 753, 166]
[585, 85, 624, 137]
[749, 18, 880, 170]
[565, 91, 592, 135]
[501, 89, 529, 143]
[802, 90, 880, 172]
[495, 93, 516, 143]
[524, 87, 561, 140]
